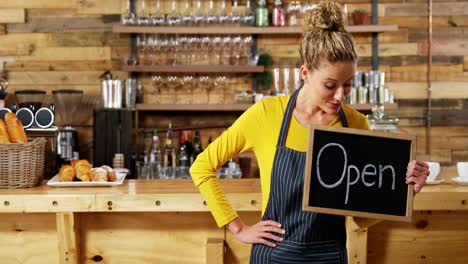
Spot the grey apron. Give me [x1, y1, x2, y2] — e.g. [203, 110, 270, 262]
[250, 88, 348, 264]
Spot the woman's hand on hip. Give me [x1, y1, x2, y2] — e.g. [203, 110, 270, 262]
[406, 160, 429, 193]
[227, 218, 285, 247]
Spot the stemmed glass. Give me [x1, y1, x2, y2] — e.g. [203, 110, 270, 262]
[167, 0, 182, 26]
[242, 0, 255, 25]
[152, 74, 163, 94]
[200, 36, 211, 65]
[137, 0, 150, 25]
[136, 34, 148, 65]
[150, 0, 165, 25]
[178, 75, 194, 104]
[122, 0, 136, 25]
[194, 0, 207, 25]
[221, 36, 232, 65]
[230, 0, 241, 25]
[206, 0, 218, 24]
[218, 0, 230, 24]
[181, 0, 193, 25]
[210, 36, 222, 65]
[230, 36, 242, 65]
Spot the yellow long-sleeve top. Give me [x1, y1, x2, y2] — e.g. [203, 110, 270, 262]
[190, 95, 371, 227]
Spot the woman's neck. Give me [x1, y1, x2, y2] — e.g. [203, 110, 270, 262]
[293, 88, 338, 127]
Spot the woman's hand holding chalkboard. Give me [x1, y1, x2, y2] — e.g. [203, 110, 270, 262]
[227, 218, 285, 247]
[406, 160, 429, 193]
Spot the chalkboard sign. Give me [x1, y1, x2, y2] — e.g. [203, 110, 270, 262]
[302, 125, 416, 222]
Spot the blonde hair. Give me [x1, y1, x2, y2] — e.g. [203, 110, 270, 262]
[299, 0, 357, 70]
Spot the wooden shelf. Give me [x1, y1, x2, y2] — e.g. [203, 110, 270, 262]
[136, 103, 398, 112]
[351, 103, 399, 111]
[122, 65, 264, 73]
[136, 103, 252, 111]
[113, 24, 399, 35]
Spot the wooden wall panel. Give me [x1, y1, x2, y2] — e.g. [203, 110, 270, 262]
[0, 9, 25, 23]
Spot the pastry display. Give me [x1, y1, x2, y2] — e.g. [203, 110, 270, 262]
[57, 159, 119, 183]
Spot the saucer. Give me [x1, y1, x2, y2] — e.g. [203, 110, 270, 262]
[426, 179, 444, 185]
[451, 177, 468, 186]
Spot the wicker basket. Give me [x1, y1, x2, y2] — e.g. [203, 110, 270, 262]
[0, 138, 46, 188]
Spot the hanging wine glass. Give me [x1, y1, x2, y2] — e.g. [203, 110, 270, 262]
[167, 0, 182, 26]
[121, 0, 136, 25]
[150, 0, 166, 25]
[137, 0, 150, 25]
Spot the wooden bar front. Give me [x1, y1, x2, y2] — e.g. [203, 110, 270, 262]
[1, 167, 468, 263]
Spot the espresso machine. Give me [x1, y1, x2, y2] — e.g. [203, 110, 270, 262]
[53, 89, 83, 165]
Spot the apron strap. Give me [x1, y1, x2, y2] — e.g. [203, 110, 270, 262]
[277, 89, 301, 147]
[277, 90, 349, 147]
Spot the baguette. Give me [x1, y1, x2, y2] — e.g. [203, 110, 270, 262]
[5, 113, 27, 143]
[0, 119, 9, 143]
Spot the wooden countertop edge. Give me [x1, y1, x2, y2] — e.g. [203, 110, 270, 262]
[0, 179, 467, 212]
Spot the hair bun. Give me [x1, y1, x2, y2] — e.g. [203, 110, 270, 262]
[303, 0, 345, 34]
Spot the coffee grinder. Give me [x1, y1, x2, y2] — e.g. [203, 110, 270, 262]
[53, 89, 83, 165]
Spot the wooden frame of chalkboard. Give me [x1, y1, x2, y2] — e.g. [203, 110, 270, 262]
[302, 125, 416, 222]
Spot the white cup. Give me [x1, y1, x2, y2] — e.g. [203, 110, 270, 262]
[457, 162, 468, 180]
[426, 162, 440, 181]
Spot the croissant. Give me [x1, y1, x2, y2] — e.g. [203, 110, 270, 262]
[58, 165, 75, 182]
[73, 160, 91, 182]
[5, 113, 27, 143]
[91, 168, 108, 182]
[0, 119, 10, 143]
[101, 165, 117, 182]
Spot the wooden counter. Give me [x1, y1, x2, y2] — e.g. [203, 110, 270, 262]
[1, 167, 468, 264]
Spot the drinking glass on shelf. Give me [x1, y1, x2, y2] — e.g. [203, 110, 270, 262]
[158, 35, 170, 65]
[210, 36, 222, 65]
[193, 75, 209, 104]
[215, 75, 228, 102]
[166, 36, 180, 66]
[136, 34, 148, 65]
[230, 36, 242, 65]
[206, 0, 219, 24]
[218, 0, 230, 24]
[200, 36, 211, 65]
[122, 0, 136, 25]
[176, 74, 193, 104]
[150, 0, 166, 25]
[273, 68, 281, 95]
[136, 0, 150, 25]
[178, 35, 189, 65]
[242, 0, 255, 25]
[194, 0, 207, 25]
[239, 36, 252, 65]
[152, 74, 163, 94]
[165, 74, 179, 104]
[167, 0, 182, 26]
[230, 0, 241, 25]
[181, 0, 194, 25]
[220, 36, 232, 65]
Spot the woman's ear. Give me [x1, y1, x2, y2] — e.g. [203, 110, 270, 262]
[300, 65, 309, 81]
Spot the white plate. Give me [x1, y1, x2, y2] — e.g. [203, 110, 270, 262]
[451, 177, 468, 186]
[426, 179, 444, 185]
[47, 171, 127, 187]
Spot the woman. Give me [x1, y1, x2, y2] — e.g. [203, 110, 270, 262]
[190, 0, 428, 263]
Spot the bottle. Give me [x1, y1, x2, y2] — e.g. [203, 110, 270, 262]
[190, 130, 203, 164]
[272, 0, 285, 27]
[178, 134, 190, 179]
[255, 0, 269, 27]
[149, 130, 162, 179]
[163, 124, 176, 178]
